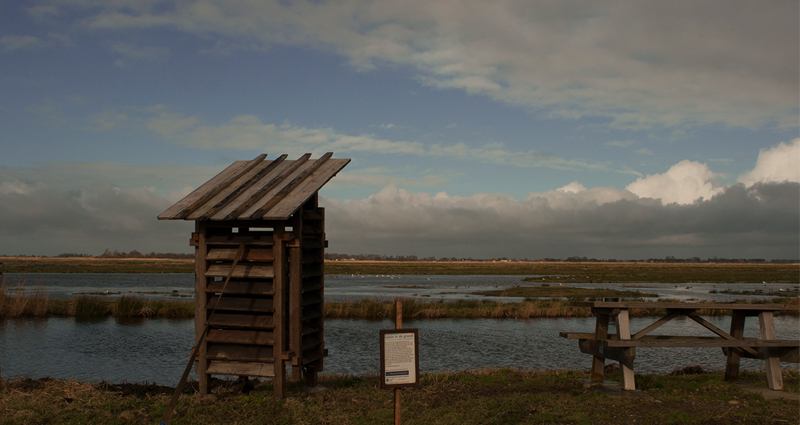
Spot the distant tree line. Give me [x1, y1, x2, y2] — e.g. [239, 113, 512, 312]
[97, 249, 193, 259]
[6, 251, 796, 264]
[325, 253, 798, 264]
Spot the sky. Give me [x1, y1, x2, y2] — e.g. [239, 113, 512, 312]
[0, 1, 798, 260]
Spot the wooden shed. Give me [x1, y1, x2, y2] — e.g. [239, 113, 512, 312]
[158, 153, 349, 398]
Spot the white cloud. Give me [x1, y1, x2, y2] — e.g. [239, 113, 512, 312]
[0, 35, 49, 51]
[556, 181, 586, 194]
[60, 0, 799, 129]
[122, 106, 633, 173]
[323, 182, 799, 259]
[625, 160, 725, 205]
[0, 159, 796, 259]
[738, 138, 800, 187]
[0, 180, 48, 196]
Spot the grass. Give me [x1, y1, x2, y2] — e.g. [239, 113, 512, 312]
[326, 261, 800, 283]
[2, 257, 799, 284]
[1, 369, 797, 424]
[3, 291, 798, 320]
[0, 277, 48, 318]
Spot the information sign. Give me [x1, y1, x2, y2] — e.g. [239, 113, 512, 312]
[380, 329, 420, 388]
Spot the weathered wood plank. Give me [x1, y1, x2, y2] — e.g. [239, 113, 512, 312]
[205, 281, 274, 296]
[633, 310, 683, 339]
[195, 221, 210, 394]
[207, 297, 274, 313]
[206, 329, 274, 345]
[248, 153, 334, 220]
[602, 338, 799, 348]
[205, 234, 275, 246]
[219, 153, 311, 220]
[186, 157, 280, 221]
[572, 301, 799, 312]
[205, 264, 274, 278]
[198, 155, 288, 220]
[263, 158, 350, 219]
[206, 361, 275, 378]
[158, 159, 255, 220]
[579, 339, 634, 364]
[207, 247, 274, 262]
[759, 312, 784, 390]
[722, 346, 800, 362]
[724, 311, 747, 382]
[207, 313, 273, 329]
[590, 312, 609, 383]
[206, 344, 274, 362]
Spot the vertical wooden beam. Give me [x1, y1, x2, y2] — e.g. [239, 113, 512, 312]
[724, 311, 746, 382]
[316, 197, 325, 377]
[590, 312, 609, 383]
[289, 212, 303, 381]
[195, 221, 210, 395]
[759, 311, 783, 390]
[615, 309, 636, 390]
[273, 225, 286, 399]
[395, 299, 402, 425]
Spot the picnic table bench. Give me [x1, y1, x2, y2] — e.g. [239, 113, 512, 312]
[559, 301, 800, 391]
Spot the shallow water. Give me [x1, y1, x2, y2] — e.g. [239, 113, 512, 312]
[4, 273, 798, 303]
[2, 315, 797, 386]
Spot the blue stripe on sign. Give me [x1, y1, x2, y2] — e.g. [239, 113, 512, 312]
[386, 371, 410, 377]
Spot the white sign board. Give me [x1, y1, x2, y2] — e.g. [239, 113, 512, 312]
[380, 329, 420, 388]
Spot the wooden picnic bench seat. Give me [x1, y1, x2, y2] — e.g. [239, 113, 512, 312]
[559, 301, 799, 391]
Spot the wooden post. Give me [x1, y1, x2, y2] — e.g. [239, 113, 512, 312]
[590, 312, 609, 383]
[724, 311, 746, 382]
[615, 309, 636, 390]
[194, 221, 210, 395]
[759, 311, 783, 390]
[273, 226, 286, 399]
[289, 212, 303, 381]
[395, 299, 402, 425]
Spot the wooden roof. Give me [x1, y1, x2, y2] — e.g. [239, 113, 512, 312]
[158, 153, 349, 221]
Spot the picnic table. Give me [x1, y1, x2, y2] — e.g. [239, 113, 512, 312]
[559, 301, 800, 391]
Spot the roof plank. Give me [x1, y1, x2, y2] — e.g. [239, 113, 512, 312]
[159, 153, 349, 221]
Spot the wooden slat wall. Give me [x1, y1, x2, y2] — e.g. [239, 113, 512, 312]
[196, 222, 287, 397]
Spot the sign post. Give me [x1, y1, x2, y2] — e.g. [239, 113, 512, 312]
[380, 300, 419, 425]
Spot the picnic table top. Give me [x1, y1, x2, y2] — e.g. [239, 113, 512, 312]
[570, 301, 799, 311]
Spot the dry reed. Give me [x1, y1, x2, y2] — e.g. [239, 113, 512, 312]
[0, 276, 49, 318]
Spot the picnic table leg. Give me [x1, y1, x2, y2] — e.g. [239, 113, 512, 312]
[758, 311, 783, 390]
[590, 313, 609, 383]
[615, 309, 636, 390]
[724, 311, 746, 383]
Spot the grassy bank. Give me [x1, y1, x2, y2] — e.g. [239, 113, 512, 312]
[327, 261, 800, 283]
[3, 291, 798, 320]
[2, 257, 798, 284]
[1, 368, 797, 424]
[0, 257, 194, 274]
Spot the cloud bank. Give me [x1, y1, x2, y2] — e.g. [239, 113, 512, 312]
[1, 140, 796, 259]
